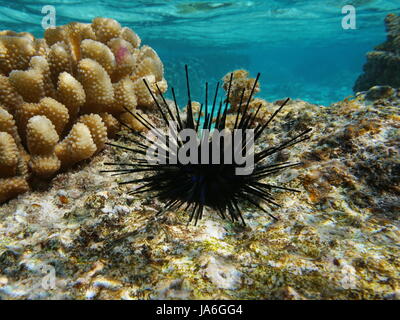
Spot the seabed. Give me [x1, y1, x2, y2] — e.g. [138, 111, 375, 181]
[1, 88, 399, 300]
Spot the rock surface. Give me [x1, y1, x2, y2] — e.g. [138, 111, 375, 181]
[0, 88, 399, 300]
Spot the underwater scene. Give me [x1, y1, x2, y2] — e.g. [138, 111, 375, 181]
[0, 0, 399, 301]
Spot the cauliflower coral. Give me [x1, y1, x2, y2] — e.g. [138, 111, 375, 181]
[0, 17, 167, 203]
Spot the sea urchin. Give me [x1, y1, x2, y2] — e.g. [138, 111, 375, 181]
[103, 66, 311, 226]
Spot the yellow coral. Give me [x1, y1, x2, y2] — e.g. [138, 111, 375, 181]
[26, 115, 60, 177]
[156, 78, 168, 94]
[134, 46, 163, 82]
[64, 22, 96, 61]
[26, 115, 59, 155]
[38, 97, 69, 135]
[0, 17, 168, 202]
[15, 98, 70, 138]
[0, 75, 24, 113]
[29, 154, 60, 178]
[99, 112, 120, 138]
[9, 69, 45, 103]
[55, 122, 96, 168]
[30, 56, 56, 98]
[109, 78, 137, 114]
[81, 39, 116, 76]
[108, 38, 137, 82]
[77, 58, 114, 112]
[77, 114, 107, 151]
[0, 176, 29, 203]
[56, 72, 86, 118]
[120, 27, 141, 48]
[0, 35, 37, 75]
[92, 17, 121, 43]
[133, 74, 166, 108]
[0, 106, 20, 144]
[48, 43, 73, 83]
[119, 110, 149, 132]
[34, 38, 48, 57]
[0, 132, 19, 178]
[44, 27, 67, 47]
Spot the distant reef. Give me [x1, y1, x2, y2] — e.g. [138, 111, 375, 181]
[354, 13, 400, 92]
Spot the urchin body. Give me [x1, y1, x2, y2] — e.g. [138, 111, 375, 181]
[104, 66, 311, 225]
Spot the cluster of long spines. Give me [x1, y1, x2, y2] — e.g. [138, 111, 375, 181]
[103, 65, 312, 225]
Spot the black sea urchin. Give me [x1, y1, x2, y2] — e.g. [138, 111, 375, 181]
[103, 66, 311, 226]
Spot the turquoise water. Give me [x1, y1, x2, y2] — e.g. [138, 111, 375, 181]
[1, 0, 399, 105]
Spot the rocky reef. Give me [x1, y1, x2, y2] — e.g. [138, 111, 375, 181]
[0, 82, 398, 299]
[353, 13, 400, 92]
[0, 17, 167, 203]
[222, 69, 261, 111]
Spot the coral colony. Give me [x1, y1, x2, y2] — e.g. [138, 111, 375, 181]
[0, 18, 166, 203]
[104, 66, 312, 225]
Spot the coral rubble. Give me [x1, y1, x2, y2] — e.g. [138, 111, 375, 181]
[0, 17, 167, 203]
[353, 13, 400, 92]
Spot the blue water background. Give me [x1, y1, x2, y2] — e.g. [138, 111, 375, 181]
[1, 0, 399, 106]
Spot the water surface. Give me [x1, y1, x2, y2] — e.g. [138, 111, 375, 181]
[1, 0, 399, 105]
